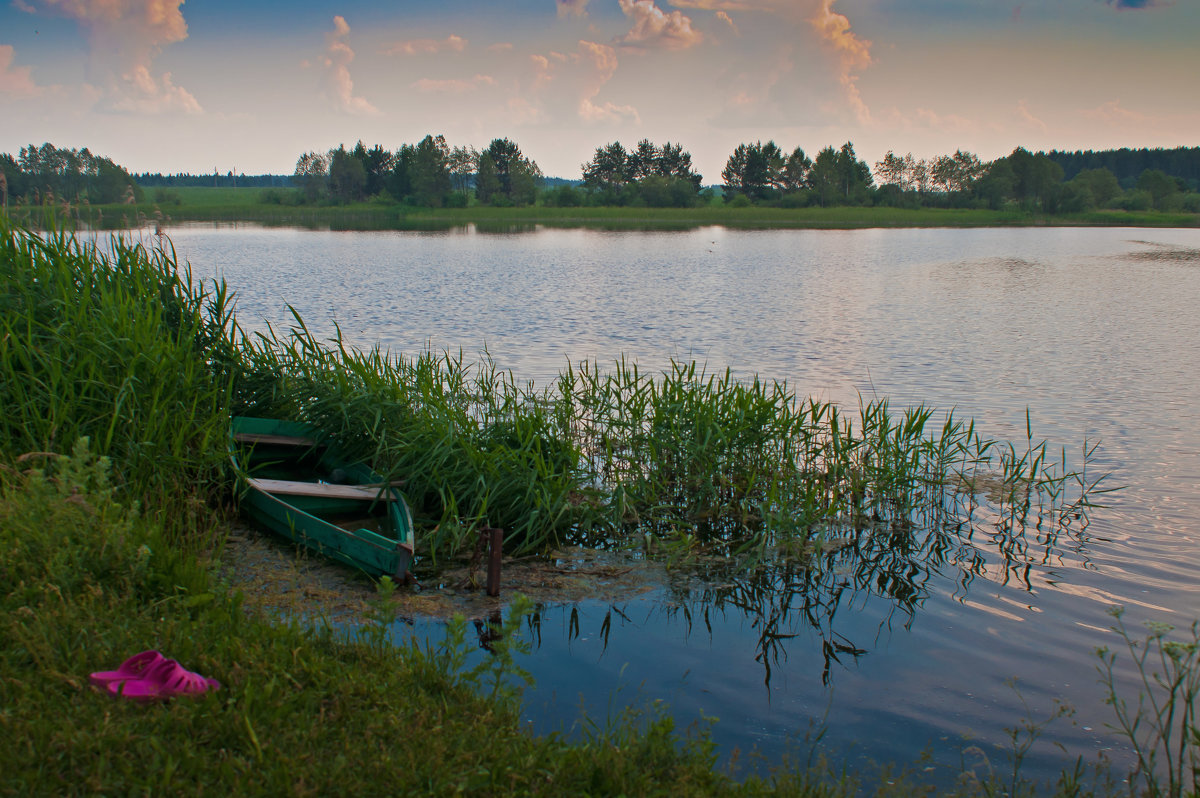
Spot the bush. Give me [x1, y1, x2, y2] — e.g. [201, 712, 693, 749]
[259, 188, 301, 206]
[542, 185, 583, 207]
[1111, 190, 1154, 212]
[153, 188, 182, 206]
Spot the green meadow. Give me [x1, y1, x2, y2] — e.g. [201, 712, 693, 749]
[2, 215, 1197, 795]
[11, 184, 1198, 230]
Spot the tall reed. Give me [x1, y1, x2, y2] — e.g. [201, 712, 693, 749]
[0, 217, 235, 544]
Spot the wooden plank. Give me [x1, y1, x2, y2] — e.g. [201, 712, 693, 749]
[247, 477, 397, 501]
[234, 432, 318, 447]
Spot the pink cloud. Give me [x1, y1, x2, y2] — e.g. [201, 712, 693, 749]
[109, 65, 200, 114]
[616, 0, 704, 51]
[384, 35, 467, 57]
[323, 16, 378, 115]
[411, 74, 496, 94]
[1016, 99, 1047, 132]
[0, 45, 41, 97]
[36, 0, 188, 44]
[668, 1, 775, 8]
[1084, 100, 1149, 123]
[25, 0, 199, 113]
[810, 0, 872, 123]
[716, 11, 739, 34]
[527, 40, 639, 124]
[810, 0, 871, 69]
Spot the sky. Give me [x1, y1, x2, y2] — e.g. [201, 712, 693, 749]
[2, 0, 1198, 182]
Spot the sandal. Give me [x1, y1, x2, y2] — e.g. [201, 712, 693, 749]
[107, 658, 221, 702]
[89, 650, 165, 687]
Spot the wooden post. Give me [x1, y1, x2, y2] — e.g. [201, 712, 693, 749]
[485, 527, 503, 597]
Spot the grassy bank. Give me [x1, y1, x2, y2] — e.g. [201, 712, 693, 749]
[2, 216, 1195, 795]
[9, 187, 1200, 230]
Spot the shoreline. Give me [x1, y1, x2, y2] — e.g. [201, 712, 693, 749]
[14, 199, 1200, 232]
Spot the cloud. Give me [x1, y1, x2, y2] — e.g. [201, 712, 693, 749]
[576, 40, 639, 122]
[1084, 100, 1149, 123]
[1016, 99, 1047, 132]
[524, 40, 639, 125]
[667, 0, 783, 9]
[716, 11, 739, 34]
[0, 45, 41, 97]
[1102, 0, 1173, 8]
[37, 0, 188, 43]
[109, 65, 200, 113]
[322, 15, 378, 115]
[810, 0, 871, 69]
[384, 35, 467, 56]
[616, 0, 704, 50]
[26, 0, 200, 113]
[411, 74, 496, 94]
[810, 0, 872, 122]
[914, 107, 977, 133]
[556, 0, 590, 17]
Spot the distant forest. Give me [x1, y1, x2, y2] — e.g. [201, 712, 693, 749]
[1045, 147, 1200, 189]
[135, 172, 293, 189]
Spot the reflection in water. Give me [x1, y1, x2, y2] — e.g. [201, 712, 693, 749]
[510, 481, 1097, 689]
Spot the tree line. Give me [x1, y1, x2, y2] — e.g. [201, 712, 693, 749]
[137, 172, 290, 189]
[1, 143, 143, 207]
[869, 146, 1200, 213]
[1046, 147, 1200, 189]
[287, 136, 542, 208]
[282, 133, 1198, 213]
[4, 139, 1199, 215]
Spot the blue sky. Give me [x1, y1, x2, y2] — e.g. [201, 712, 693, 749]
[2, 0, 1197, 181]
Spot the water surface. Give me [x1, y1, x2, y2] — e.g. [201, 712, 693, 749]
[170, 223, 1200, 785]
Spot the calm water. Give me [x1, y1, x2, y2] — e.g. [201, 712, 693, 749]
[170, 223, 1200, 785]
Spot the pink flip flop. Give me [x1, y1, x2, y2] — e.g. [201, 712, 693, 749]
[107, 658, 220, 702]
[89, 650, 165, 688]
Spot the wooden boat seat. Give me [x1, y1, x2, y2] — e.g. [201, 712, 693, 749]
[247, 477, 398, 501]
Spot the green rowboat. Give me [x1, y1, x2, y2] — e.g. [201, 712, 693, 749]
[230, 416, 416, 581]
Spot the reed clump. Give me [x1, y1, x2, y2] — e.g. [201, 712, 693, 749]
[0, 216, 236, 546]
[231, 324, 1105, 569]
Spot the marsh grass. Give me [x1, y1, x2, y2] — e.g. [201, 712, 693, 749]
[229, 321, 1107, 570]
[0, 216, 236, 546]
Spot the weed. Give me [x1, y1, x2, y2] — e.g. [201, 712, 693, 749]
[1097, 607, 1200, 797]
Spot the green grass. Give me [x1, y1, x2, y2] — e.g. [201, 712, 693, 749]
[10, 187, 1199, 230]
[0, 221, 236, 546]
[0, 447, 771, 796]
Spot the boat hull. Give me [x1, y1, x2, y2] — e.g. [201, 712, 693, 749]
[230, 417, 415, 580]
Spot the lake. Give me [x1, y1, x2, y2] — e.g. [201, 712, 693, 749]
[168, 222, 1200, 787]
